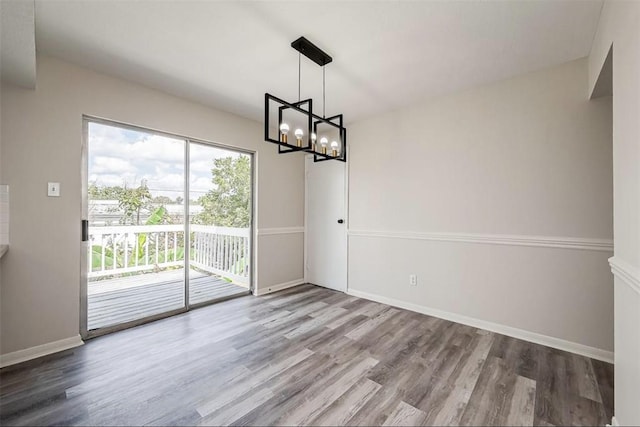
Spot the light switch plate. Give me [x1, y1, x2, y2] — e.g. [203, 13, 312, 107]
[48, 182, 61, 197]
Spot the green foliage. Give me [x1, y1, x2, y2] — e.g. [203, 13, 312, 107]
[232, 256, 247, 276]
[89, 180, 154, 225]
[88, 155, 252, 278]
[152, 195, 174, 205]
[90, 182, 183, 225]
[196, 156, 251, 227]
[118, 181, 152, 225]
[136, 206, 168, 258]
[145, 206, 168, 226]
[89, 183, 124, 200]
[91, 245, 115, 270]
[171, 246, 185, 261]
[90, 206, 180, 274]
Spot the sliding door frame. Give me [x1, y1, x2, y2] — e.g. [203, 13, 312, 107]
[80, 115, 255, 340]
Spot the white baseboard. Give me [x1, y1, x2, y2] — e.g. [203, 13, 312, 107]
[0, 335, 84, 368]
[346, 289, 614, 364]
[254, 278, 305, 296]
[608, 416, 619, 426]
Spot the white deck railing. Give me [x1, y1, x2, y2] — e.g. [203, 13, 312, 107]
[88, 224, 250, 285]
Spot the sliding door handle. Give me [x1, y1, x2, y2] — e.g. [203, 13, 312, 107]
[81, 220, 89, 242]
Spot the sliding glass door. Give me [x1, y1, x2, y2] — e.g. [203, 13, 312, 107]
[82, 118, 252, 337]
[188, 143, 252, 305]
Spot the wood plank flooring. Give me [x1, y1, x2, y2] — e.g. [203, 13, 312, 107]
[0, 284, 613, 426]
[88, 269, 247, 329]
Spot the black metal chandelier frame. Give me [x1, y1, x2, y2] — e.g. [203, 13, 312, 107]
[264, 37, 347, 163]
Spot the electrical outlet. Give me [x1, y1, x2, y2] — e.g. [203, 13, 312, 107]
[409, 274, 417, 286]
[47, 182, 61, 197]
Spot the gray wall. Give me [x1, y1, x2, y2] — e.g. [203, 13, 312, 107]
[347, 58, 614, 354]
[0, 55, 304, 356]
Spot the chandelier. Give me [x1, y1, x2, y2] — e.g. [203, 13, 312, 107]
[264, 37, 346, 162]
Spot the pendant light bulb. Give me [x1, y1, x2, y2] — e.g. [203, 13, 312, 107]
[294, 128, 304, 147]
[331, 140, 339, 157]
[320, 136, 328, 154]
[311, 133, 317, 151]
[279, 123, 289, 143]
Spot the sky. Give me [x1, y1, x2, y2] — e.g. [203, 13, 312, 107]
[88, 121, 245, 201]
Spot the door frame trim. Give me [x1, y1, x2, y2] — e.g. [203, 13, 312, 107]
[80, 115, 256, 340]
[80, 119, 89, 339]
[184, 140, 191, 309]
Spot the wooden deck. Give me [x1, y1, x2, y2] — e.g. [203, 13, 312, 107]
[88, 269, 248, 330]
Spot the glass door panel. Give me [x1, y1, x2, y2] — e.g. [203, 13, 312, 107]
[188, 143, 251, 305]
[86, 121, 186, 331]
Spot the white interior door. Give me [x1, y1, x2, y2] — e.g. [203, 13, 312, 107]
[305, 155, 347, 292]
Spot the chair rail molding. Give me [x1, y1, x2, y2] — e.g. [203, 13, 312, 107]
[348, 229, 613, 252]
[609, 256, 640, 295]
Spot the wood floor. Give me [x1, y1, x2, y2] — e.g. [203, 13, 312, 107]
[0, 284, 613, 426]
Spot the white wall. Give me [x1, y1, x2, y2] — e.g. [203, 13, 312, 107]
[589, 1, 640, 425]
[347, 58, 614, 357]
[0, 55, 304, 357]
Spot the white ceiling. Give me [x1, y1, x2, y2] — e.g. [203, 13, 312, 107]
[1, 0, 36, 88]
[34, 0, 603, 124]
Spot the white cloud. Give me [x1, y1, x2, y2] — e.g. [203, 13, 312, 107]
[190, 176, 214, 195]
[91, 156, 136, 174]
[87, 121, 245, 199]
[146, 173, 184, 193]
[190, 160, 213, 174]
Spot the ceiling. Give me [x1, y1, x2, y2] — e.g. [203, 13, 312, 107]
[33, 0, 603, 124]
[1, 0, 36, 88]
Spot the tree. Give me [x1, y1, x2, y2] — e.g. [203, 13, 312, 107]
[118, 181, 152, 225]
[196, 156, 250, 227]
[88, 183, 124, 200]
[152, 195, 174, 205]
